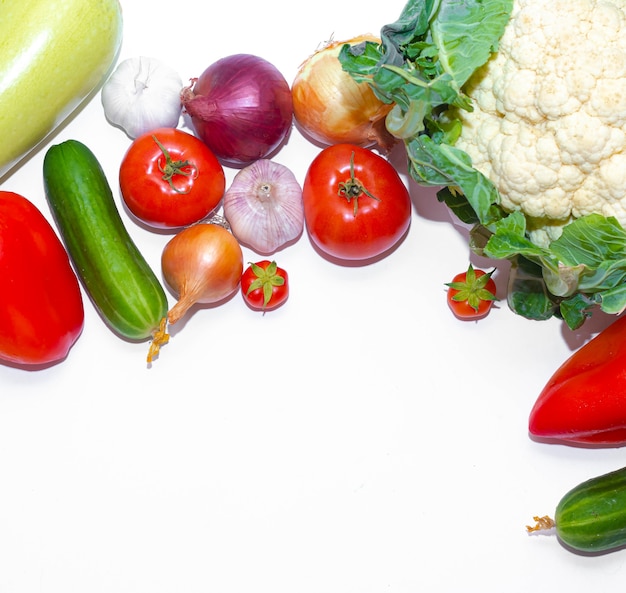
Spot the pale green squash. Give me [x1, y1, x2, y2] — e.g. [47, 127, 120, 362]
[0, 0, 123, 178]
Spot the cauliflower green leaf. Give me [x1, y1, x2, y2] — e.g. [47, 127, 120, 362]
[484, 212, 626, 326]
[339, 0, 514, 143]
[429, 0, 514, 89]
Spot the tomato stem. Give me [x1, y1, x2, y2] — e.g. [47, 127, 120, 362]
[446, 264, 497, 312]
[337, 151, 381, 216]
[152, 135, 198, 194]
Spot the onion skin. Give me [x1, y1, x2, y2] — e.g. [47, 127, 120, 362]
[161, 223, 244, 324]
[292, 36, 395, 150]
[180, 54, 293, 168]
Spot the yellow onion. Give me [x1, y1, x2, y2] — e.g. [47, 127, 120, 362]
[292, 35, 396, 150]
[161, 223, 244, 325]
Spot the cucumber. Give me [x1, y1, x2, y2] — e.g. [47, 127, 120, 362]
[43, 140, 169, 349]
[0, 0, 122, 179]
[555, 466, 626, 553]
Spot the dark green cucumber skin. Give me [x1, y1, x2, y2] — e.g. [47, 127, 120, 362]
[43, 140, 168, 341]
[556, 466, 626, 553]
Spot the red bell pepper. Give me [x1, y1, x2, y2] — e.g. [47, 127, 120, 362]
[0, 191, 84, 367]
[529, 314, 626, 446]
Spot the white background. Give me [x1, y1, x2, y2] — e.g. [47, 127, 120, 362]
[2, 1, 626, 592]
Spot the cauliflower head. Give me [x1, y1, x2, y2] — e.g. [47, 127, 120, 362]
[454, 0, 626, 245]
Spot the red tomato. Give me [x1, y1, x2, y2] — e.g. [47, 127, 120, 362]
[241, 260, 289, 310]
[0, 191, 84, 367]
[446, 264, 497, 320]
[302, 144, 411, 261]
[119, 127, 225, 229]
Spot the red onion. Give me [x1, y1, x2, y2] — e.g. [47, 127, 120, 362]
[180, 54, 293, 168]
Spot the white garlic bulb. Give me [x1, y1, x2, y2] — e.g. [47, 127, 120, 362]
[101, 56, 183, 138]
[223, 159, 304, 255]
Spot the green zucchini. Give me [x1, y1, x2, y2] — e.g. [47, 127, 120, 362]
[43, 140, 169, 350]
[555, 466, 626, 553]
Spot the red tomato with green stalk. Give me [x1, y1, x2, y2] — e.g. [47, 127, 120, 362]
[241, 260, 289, 310]
[446, 264, 497, 320]
[119, 127, 225, 229]
[302, 143, 411, 261]
[0, 191, 84, 367]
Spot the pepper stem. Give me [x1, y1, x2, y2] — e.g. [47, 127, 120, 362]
[152, 135, 198, 194]
[337, 151, 381, 216]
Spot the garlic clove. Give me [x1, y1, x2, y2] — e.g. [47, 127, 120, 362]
[101, 56, 183, 138]
[223, 159, 304, 255]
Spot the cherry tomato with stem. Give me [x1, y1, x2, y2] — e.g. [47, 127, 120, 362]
[241, 260, 289, 311]
[446, 264, 497, 320]
[119, 127, 225, 229]
[302, 143, 411, 261]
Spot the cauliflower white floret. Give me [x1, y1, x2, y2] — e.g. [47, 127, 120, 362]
[454, 0, 626, 242]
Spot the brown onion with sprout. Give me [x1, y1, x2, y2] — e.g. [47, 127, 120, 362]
[161, 222, 243, 325]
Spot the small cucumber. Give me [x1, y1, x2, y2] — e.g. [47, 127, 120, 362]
[529, 466, 626, 553]
[555, 466, 626, 553]
[43, 140, 169, 355]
